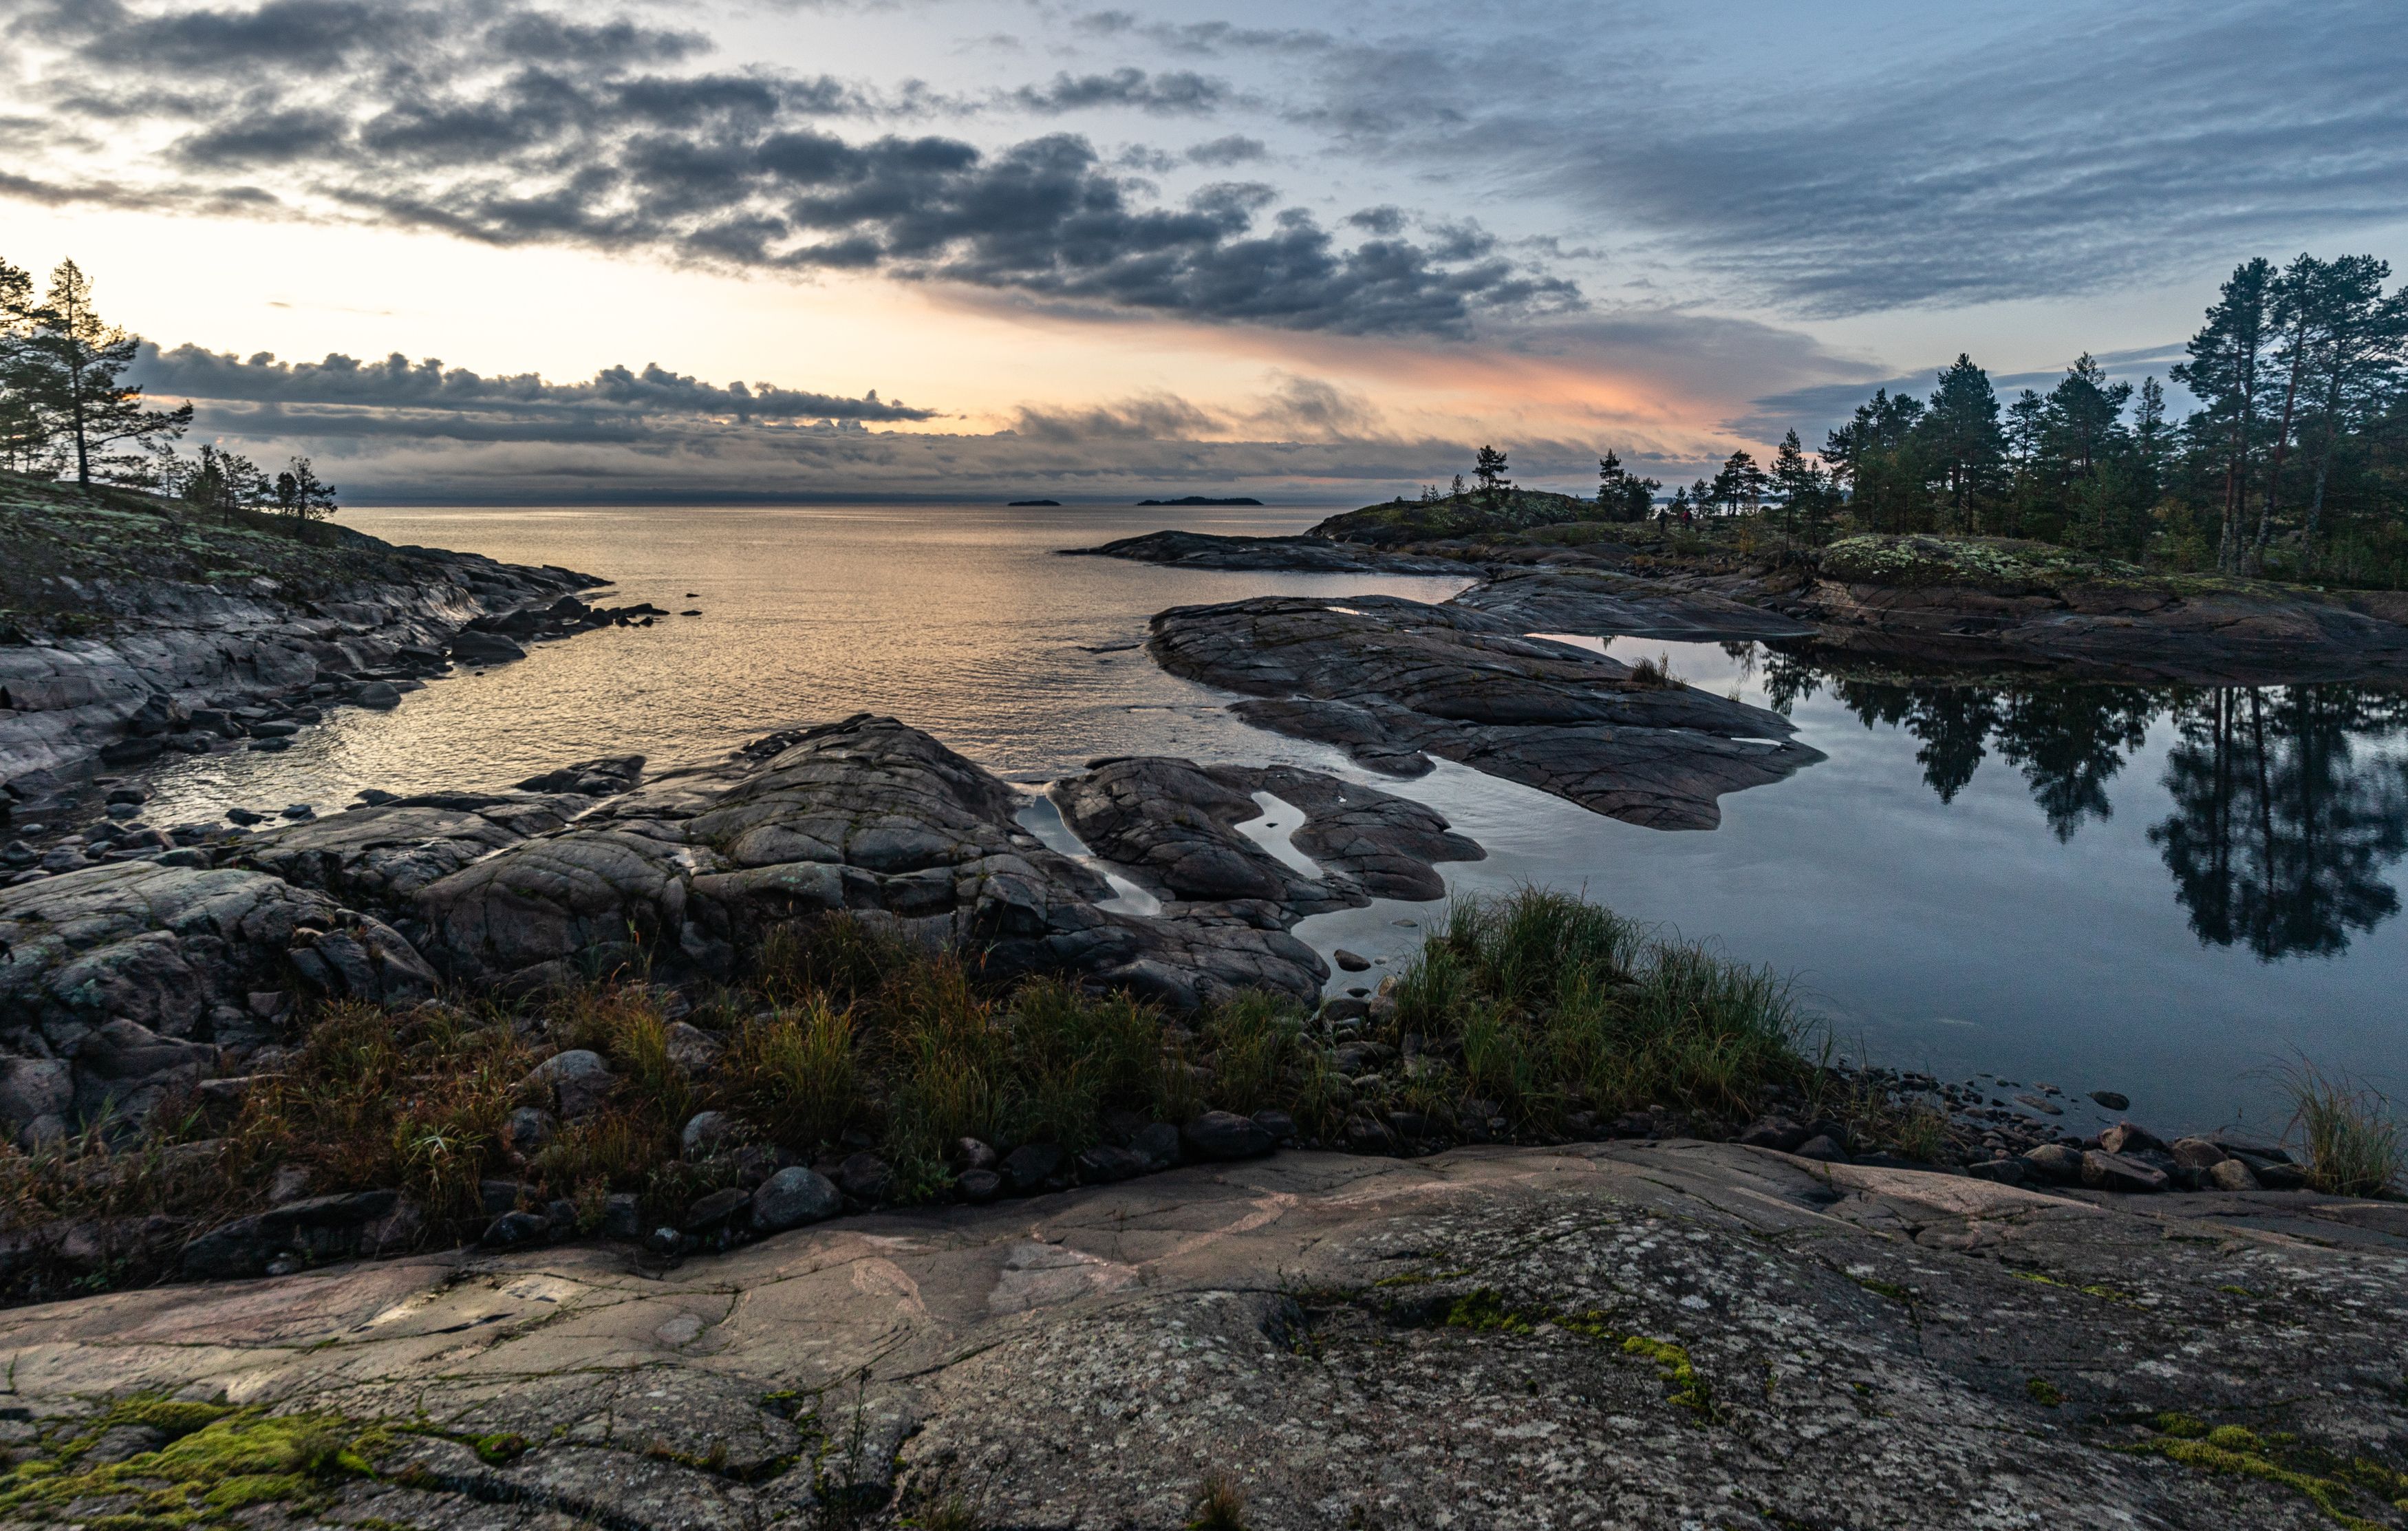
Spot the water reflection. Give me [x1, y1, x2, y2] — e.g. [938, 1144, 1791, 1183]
[1756, 650, 2408, 961]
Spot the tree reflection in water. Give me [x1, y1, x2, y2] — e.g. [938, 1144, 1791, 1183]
[1757, 650, 2408, 960]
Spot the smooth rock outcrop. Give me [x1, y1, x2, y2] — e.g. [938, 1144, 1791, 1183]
[0, 861, 435, 1131]
[411, 715, 1338, 1007]
[3, 1142, 2400, 1529]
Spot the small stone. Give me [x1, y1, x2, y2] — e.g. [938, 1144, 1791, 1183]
[2098, 1121, 2167, 1156]
[957, 1168, 1002, 1203]
[2204, 1158, 2261, 1193]
[1793, 1135, 1848, 1163]
[479, 1178, 527, 1217]
[1334, 948, 1370, 972]
[1001, 1142, 1066, 1195]
[952, 1137, 998, 1172]
[2169, 1136, 2228, 1170]
[663, 1021, 724, 1078]
[481, 1210, 550, 1248]
[2088, 1090, 2130, 1111]
[1968, 1158, 2028, 1186]
[2021, 1143, 2085, 1184]
[2081, 1150, 2169, 1193]
[682, 1186, 751, 1232]
[836, 1150, 896, 1203]
[1251, 1108, 1298, 1144]
[1182, 1110, 1273, 1161]
[1122, 1122, 1175, 1170]
[1739, 1115, 1809, 1152]
[1075, 1144, 1149, 1184]
[681, 1109, 737, 1159]
[505, 1106, 558, 1155]
[751, 1167, 843, 1232]
[602, 1193, 643, 1240]
[268, 1164, 313, 1205]
[526, 1049, 613, 1119]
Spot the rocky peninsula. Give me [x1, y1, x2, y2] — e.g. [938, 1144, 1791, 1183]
[1073, 494, 2408, 685]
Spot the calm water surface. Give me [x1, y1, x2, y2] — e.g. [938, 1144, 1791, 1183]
[131, 504, 2407, 1130]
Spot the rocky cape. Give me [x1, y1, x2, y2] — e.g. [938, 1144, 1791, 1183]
[1, 1141, 2401, 1529]
[0, 475, 669, 798]
[1072, 513, 2408, 685]
[0, 715, 1483, 1148]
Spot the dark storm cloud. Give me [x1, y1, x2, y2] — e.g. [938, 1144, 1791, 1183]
[1732, 343, 2197, 446]
[4, 0, 1565, 337]
[135, 345, 941, 435]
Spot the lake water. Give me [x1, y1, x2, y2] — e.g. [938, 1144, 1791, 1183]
[131, 503, 2408, 1133]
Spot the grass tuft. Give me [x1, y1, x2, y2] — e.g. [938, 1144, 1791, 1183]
[1186, 1470, 1249, 1531]
[2281, 1061, 2406, 1198]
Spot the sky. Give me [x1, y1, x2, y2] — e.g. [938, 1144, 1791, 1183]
[3, 0, 2405, 503]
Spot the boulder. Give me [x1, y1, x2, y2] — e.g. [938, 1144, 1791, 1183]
[681, 1110, 738, 1160]
[1001, 1143, 1065, 1195]
[2204, 1158, 2261, 1193]
[663, 1022, 724, 1078]
[2080, 1151, 2169, 1194]
[71, 1020, 217, 1123]
[1074, 1144, 1150, 1184]
[526, 1050, 614, 1120]
[835, 1152, 896, 1204]
[2020, 1144, 2086, 1184]
[450, 630, 527, 665]
[1181, 1110, 1274, 1161]
[682, 1187, 751, 1233]
[2097, 1122, 2168, 1156]
[751, 1167, 843, 1232]
[2169, 1137, 2228, 1170]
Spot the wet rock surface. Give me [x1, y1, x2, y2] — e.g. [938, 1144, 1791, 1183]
[4, 1142, 2400, 1530]
[1150, 593, 1825, 828]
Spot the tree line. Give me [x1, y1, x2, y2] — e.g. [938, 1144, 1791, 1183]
[1, 255, 336, 520]
[1805, 252, 2408, 581]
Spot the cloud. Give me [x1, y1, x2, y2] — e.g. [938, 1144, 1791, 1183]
[2, 0, 1569, 337]
[1300, 1, 2408, 316]
[1184, 134, 1264, 167]
[1732, 341, 2201, 445]
[136, 344, 940, 432]
[1011, 68, 1227, 116]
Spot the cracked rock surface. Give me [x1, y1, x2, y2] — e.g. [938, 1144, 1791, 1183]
[1, 1142, 2400, 1529]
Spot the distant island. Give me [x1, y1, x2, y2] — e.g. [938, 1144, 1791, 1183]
[1006, 498, 1061, 506]
[1137, 495, 1263, 506]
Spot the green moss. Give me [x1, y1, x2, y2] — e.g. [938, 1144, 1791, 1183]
[1443, 1288, 1534, 1334]
[2026, 1378, 2063, 1407]
[1852, 1276, 1913, 1305]
[471, 1432, 526, 1464]
[2125, 1414, 2398, 1530]
[1622, 1336, 1715, 1420]
[0, 1402, 374, 1530]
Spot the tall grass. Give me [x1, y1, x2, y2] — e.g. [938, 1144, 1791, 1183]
[1398, 888, 1807, 1125]
[2282, 1062, 2406, 1198]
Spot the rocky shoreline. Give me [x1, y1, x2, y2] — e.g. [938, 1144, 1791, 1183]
[1072, 522, 2408, 685]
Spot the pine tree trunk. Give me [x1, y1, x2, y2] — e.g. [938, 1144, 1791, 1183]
[2253, 345, 2308, 572]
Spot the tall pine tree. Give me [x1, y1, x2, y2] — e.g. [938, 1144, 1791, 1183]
[19, 259, 191, 486]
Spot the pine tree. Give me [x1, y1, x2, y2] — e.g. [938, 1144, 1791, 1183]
[271, 456, 338, 521]
[2172, 257, 2275, 572]
[19, 260, 193, 486]
[1596, 449, 1659, 522]
[0, 257, 47, 474]
[1472, 445, 1510, 506]
[1919, 354, 2006, 533]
